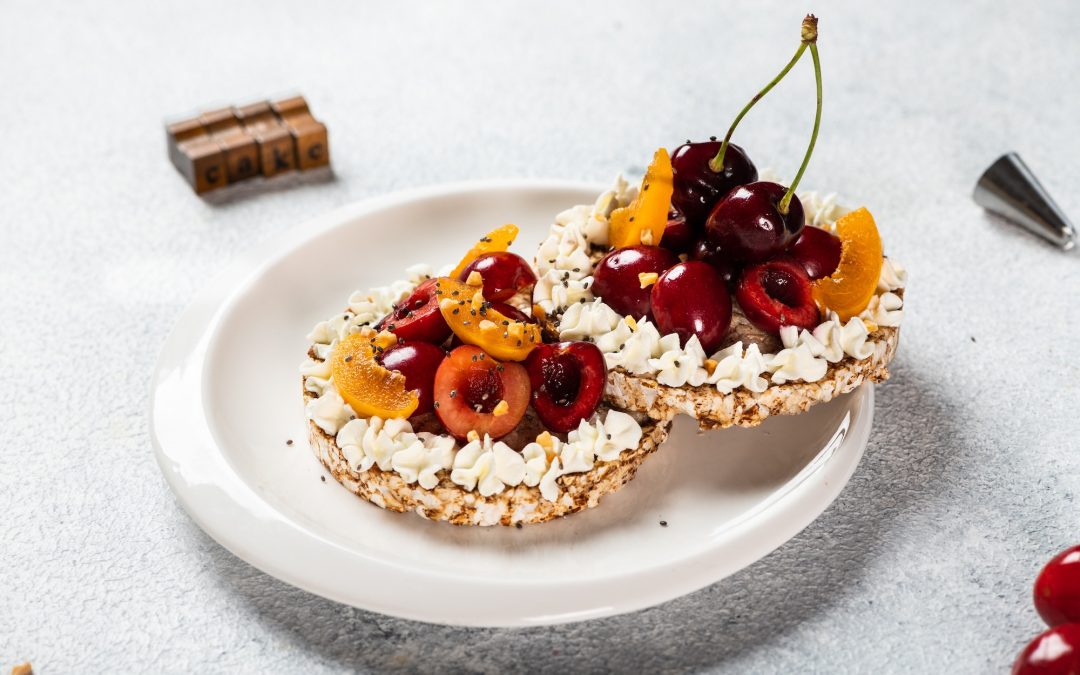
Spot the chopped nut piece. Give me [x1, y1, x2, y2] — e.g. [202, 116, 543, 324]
[638, 272, 659, 288]
[531, 304, 547, 322]
[493, 400, 510, 416]
[479, 319, 498, 331]
[467, 430, 480, 443]
[466, 270, 484, 286]
[639, 228, 654, 245]
[625, 315, 638, 331]
[704, 358, 719, 375]
[359, 326, 377, 339]
[508, 323, 525, 340]
[375, 330, 398, 348]
[864, 320, 879, 332]
[535, 431, 554, 450]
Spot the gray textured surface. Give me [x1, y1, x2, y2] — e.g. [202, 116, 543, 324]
[3, 0, 1079, 672]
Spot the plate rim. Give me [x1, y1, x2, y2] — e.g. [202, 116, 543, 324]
[150, 179, 871, 627]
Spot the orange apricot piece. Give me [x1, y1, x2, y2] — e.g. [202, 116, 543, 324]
[812, 207, 884, 321]
[609, 148, 674, 249]
[330, 331, 419, 419]
[435, 277, 541, 361]
[450, 224, 519, 278]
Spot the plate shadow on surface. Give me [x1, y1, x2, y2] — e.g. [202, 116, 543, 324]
[190, 356, 965, 672]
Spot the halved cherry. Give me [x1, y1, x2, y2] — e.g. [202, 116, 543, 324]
[735, 258, 820, 335]
[375, 278, 452, 344]
[450, 224, 519, 278]
[525, 341, 606, 433]
[330, 331, 418, 419]
[433, 345, 530, 440]
[436, 277, 541, 361]
[379, 342, 446, 417]
[458, 251, 537, 301]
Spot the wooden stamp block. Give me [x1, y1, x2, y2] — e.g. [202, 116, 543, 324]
[251, 124, 297, 177]
[235, 101, 273, 127]
[198, 107, 238, 135]
[271, 96, 309, 119]
[166, 117, 205, 144]
[166, 118, 208, 177]
[285, 115, 330, 170]
[215, 129, 259, 182]
[177, 137, 228, 193]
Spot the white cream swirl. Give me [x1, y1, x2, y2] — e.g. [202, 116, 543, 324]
[336, 416, 419, 473]
[450, 435, 528, 497]
[648, 334, 709, 387]
[706, 341, 770, 394]
[602, 318, 663, 374]
[861, 291, 904, 327]
[306, 388, 356, 435]
[878, 258, 907, 292]
[393, 432, 455, 490]
[533, 270, 595, 314]
[558, 298, 621, 341]
[769, 327, 829, 384]
[568, 410, 643, 462]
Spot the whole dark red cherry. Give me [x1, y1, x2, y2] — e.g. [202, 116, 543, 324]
[706, 181, 806, 262]
[691, 238, 739, 288]
[524, 341, 607, 433]
[1013, 624, 1080, 675]
[671, 141, 758, 229]
[660, 214, 695, 254]
[459, 251, 537, 301]
[376, 278, 451, 344]
[650, 261, 732, 353]
[1035, 546, 1080, 627]
[735, 258, 819, 334]
[789, 225, 842, 280]
[378, 342, 446, 417]
[592, 246, 679, 319]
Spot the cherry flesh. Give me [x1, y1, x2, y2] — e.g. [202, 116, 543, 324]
[458, 251, 537, 302]
[592, 245, 679, 319]
[524, 341, 607, 433]
[789, 225, 842, 280]
[376, 278, 452, 344]
[706, 181, 806, 262]
[650, 261, 732, 354]
[671, 141, 758, 229]
[432, 345, 530, 440]
[660, 213, 695, 254]
[1035, 546, 1080, 627]
[379, 342, 445, 417]
[690, 238, 739, 288]
[1013, 624, 1080, 675]
[735, 258, 819, 334]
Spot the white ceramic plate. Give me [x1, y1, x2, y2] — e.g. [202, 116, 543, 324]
[151, 180, 872, 627]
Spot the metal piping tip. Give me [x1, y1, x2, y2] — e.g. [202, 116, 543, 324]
[974, 152, 1076, 251]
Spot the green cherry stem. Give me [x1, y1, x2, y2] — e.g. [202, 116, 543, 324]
[779, 32, 822, 215]
[709, 42, 806, 174]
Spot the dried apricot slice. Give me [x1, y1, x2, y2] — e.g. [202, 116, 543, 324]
[812, 207, 884, 321]
[435, 277, 541, 361]
[330, 331, 419, 419]
[609, 148, 674, 249]
[450, 224, 519, 278]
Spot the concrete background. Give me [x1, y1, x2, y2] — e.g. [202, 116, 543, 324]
[3, 0, 1079, 672]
